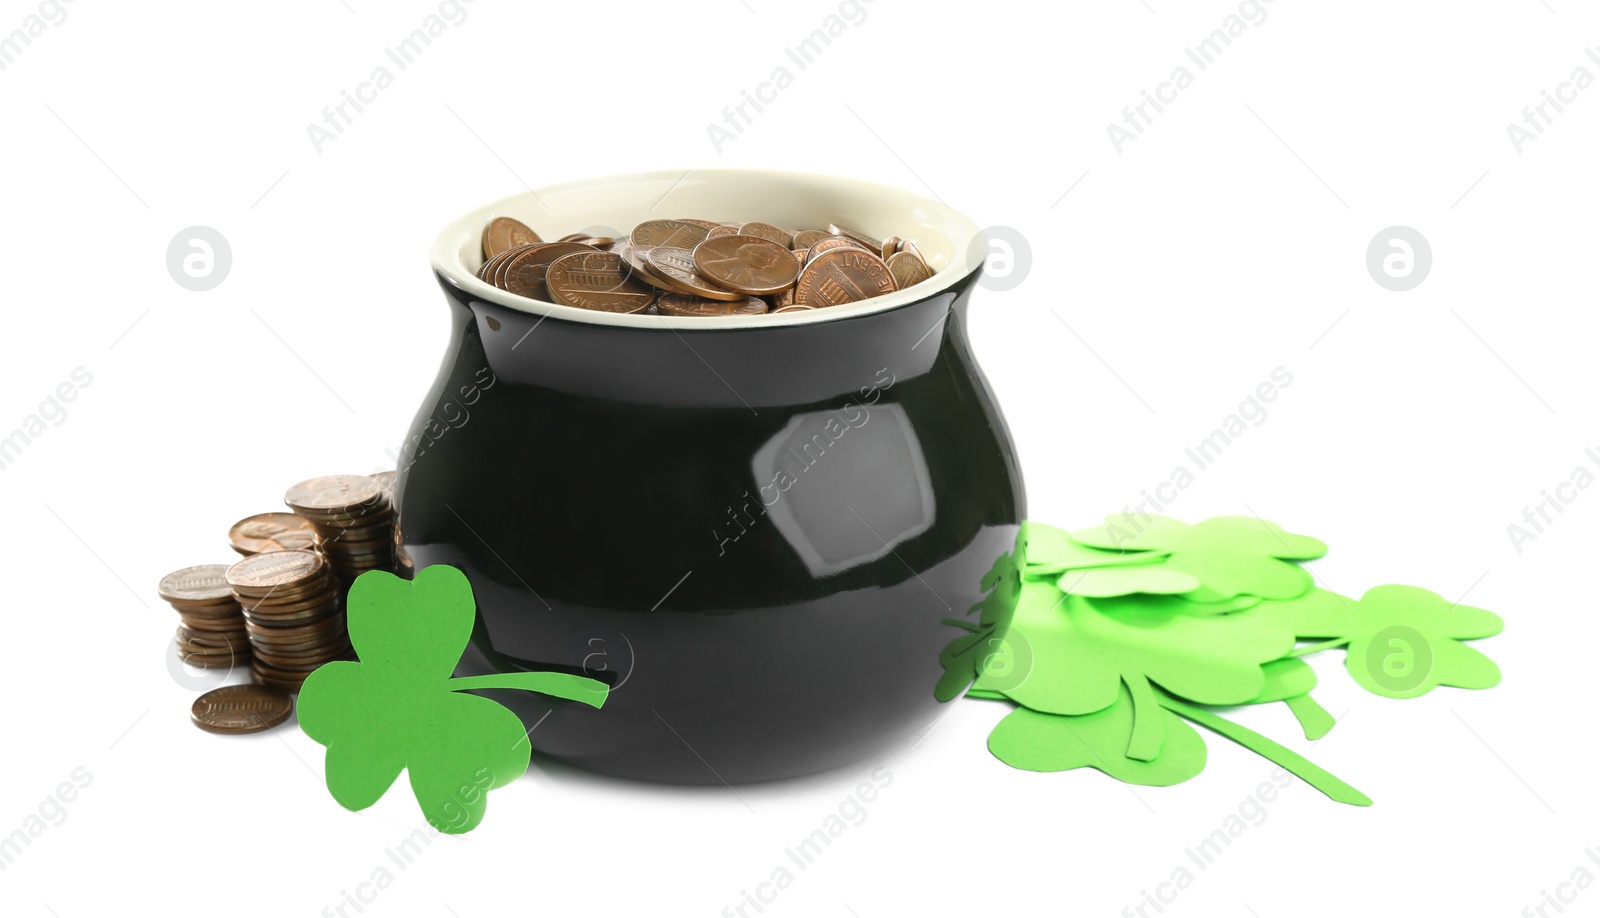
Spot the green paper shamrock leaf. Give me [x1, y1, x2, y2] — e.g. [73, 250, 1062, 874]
[1055, 564, 1201, 598]
[935, 528, 1026, 701]
[1266, 585, 1503, 699]
[1025, 521, 1168, 576]
[977, 581, 1293, 761]
[986, 681, 1207, 785]
[298, 565, 609, 833]
[1070, 514, 1327, 601]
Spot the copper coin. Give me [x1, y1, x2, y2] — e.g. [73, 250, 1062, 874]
[706, 224, 741, 238]
[656, 293, 768, 317]
[292, 502, 391, 523]
[805, 236, 870, 263]
[285, 475, 385, 514]
[477, 249, 509, 281]
[631, 220, 711, 250]
[245, 613, 346, 640]
[482, 217, 542, 259]
[827, 223, 882, 251]
[478, 246, 512, 282]
[225, 550, 325, 592]
[546, 251, 656, 313]
[501, 242, 595, 300]
[249, 660, 315, 684]
[489, 243, 538, 289]
[178, 635, 246, 652]
[228, 513, 317, 555]
[178, 651, 239, 669]
[250, 647, 344, 670]
[792, 229, 832, 248]
[176, 636, 248, 654]
[231, 570, 334, 603]
[887, 250, 935, 290]
[172, 600, 245, 616]
[879, 235, 903, 262]
[645, 247, 746, 301]
[692, 235, 801, 295]
[675, 218, 721, 230]
[191, 683, 294, 734]
[244, 608, 339, 628]
[180, 616, 249, 634]
[158, 565, 235, 604]
[247, 627, 346, 650]
[738, 222, 793, 248]
[896, 238, 927, 263]
[238, 599, 338, 622]
[317, 515, 391, 536]
[617, 245, 691, 294]
[795, 247, 898, 307]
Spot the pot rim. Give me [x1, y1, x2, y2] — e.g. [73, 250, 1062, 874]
[430, 167, 984, 331]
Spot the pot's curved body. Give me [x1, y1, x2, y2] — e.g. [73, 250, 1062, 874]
[400, 172, 1025, 784]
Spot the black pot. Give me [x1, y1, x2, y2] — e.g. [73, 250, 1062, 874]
[398, 170, 1025, 784]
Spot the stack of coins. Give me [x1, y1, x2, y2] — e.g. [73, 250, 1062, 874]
[477, 216, 937, 316]
[284, 474, 395, 590]
[227, 512, 317, 556]
[158, 565, 251, 670]
[225, 550, 349, 692]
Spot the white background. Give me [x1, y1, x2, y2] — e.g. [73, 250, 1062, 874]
[1, 0, 1594, 915]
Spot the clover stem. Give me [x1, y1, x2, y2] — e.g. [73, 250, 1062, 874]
[1286, 637, 1350, 657]
[448, 672, 610, 709]
[1123, 673, 1164, 762]
[1157, 691, 1371, 806]
[1284, 693, 1337, 741]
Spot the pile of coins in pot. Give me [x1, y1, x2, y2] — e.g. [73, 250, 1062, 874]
[159, 565, 251, 670]
[477, 216, 937, 317]
[159, 471, 398, 721]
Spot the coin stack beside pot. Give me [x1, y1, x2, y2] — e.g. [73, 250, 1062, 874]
[225, 549, 349, 693]
[283, 474, 396, 591]
[158, 565, 251, 671]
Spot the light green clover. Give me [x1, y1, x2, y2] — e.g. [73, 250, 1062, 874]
[985, 681, 1207, 786]
[1264, 585, 1503, 699]
[977, 581, 1293, 761]
[1070, 514, 1327, 600]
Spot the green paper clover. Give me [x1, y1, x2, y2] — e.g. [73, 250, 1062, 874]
[1025, 521, 1169, 576]
[1265, 585, 1503, 699]
[957, 514, 1515, 808]
[977, 582, 1293, 761]
[298, 566, 609, 833]
[935, 528, 1025, 702]
[1055, 564, 1201, 598]
[1070, 514, 1327, 601]
[986, 681, 1207, 785]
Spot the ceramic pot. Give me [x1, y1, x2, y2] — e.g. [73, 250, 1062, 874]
[399, 169, 1025, 784]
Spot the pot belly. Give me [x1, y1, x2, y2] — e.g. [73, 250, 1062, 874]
[397, 295, 1024, 784]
